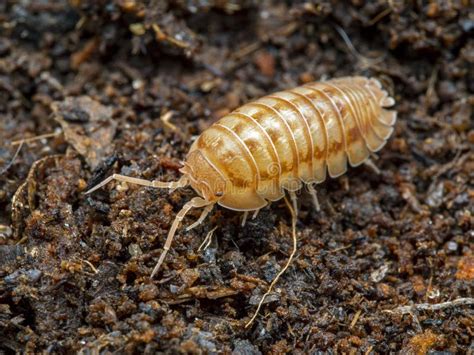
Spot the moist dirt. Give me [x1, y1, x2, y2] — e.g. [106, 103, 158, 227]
[0, 1, 473, 353]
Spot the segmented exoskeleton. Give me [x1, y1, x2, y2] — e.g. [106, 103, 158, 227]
[87, 76, 397, 326]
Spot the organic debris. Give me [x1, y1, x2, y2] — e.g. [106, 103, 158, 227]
[51, 96, 116, 169]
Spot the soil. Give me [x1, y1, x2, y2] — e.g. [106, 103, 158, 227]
[0, 1, 473, 353]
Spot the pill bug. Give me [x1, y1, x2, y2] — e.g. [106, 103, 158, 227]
[87, 75, 397, 326]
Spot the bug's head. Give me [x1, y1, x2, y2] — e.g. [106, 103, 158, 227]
[180, 150, 226, 202]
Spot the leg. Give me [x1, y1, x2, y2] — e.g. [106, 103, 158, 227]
[186, 204, 214, 231]
[198, 226, 217, 252]
[150, 197, 213, 278]
[252, 209, 260, 219]
[241, 211, 249, 227]
[364, 158, 381, 175]
[306, 183, 321, 212]
[85, 174, 188, 194]
[245, 194, 298, 328]
[288, 190, 298, 216]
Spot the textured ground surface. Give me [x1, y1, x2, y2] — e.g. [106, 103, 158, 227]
[0, 1, 473, 353]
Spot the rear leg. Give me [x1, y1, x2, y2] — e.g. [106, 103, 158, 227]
[364, 158, 381, 175]
[245, 193, 298, 328]
[306, 183, 321, 212]
[242, 208, 262, 227]
[289, 190, 298, 216]
[252, 209, 260, 219]
[241, 211, 249, 227]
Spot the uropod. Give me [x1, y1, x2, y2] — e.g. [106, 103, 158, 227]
[86, 76, 397, 327]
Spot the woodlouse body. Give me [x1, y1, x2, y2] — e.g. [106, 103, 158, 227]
[182, 76, 397, 210]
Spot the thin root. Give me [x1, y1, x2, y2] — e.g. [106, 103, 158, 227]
[367, 7, 392, 26]
[10, 131, 61, 146]
[245, 194, 298, 328]
[385, 297, 474, 314]
[0, 140, 24, 175]
[81, 259, 98, 274]
[2, 131, 61, 175]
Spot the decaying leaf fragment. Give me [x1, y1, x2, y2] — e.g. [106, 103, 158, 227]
[11, 155, 63, 240]
[51, 96, 116, 169]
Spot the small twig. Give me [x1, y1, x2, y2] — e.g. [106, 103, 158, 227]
[232, 41, 261, 61]
[329, 245, 351, 254]
[425, 64, 439, 106]
[350, 309, 362, 329]
[3, 131, 61, 175]
[81, 259, 98, 274]
[0, 140, 24, 175]
[160, 111, 177, 132]
[386, 298, 474, 314]
[11, 131, 60, 146]
[367, 7, 392, 26]
[432, 150, 467, 181]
